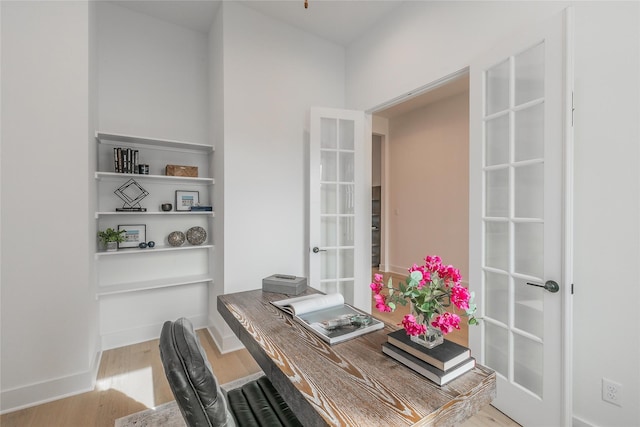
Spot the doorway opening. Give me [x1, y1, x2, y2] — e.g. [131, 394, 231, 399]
[368, 71, 470, 348]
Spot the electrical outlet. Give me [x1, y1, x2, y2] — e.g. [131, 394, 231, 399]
[602, 378, 623, 406]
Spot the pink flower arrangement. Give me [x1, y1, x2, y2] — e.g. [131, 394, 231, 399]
[370, 255, 478, 337]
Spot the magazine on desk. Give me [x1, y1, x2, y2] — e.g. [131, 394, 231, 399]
[271, 293, 384, 344]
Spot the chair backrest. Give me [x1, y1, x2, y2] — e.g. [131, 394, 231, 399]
[159, 318, 236, 427]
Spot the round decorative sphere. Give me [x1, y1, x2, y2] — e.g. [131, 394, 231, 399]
[167, 231, 186, 247]
[138, 242, 147, 249]
[186, 226, 207, 245]
[147, 241, 155, 248]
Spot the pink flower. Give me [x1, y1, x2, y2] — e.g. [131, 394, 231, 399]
[437, 264, 462, 287]
[370, 281, 383, 294]
[401, 314, 427, 336]
[431, 312, 461, 334]
[424, 255, 442, 273]
[450, 284, 470, 310]
[374, 294, 391, 312]
[374, 273, 384, 283]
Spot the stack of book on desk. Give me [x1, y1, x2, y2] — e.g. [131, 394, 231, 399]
[382, 329, 476, 386]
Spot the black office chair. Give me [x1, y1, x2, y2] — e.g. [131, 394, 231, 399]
[159, 317, 302, 427]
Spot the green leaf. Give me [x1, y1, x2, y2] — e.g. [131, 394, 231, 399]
[410, 270, 423, 282]
[388, 302, 396, 310]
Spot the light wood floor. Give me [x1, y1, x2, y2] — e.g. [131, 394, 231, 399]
[1, 279, 519, 426]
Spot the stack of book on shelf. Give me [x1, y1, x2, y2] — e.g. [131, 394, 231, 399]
[382, 329, 476, 386]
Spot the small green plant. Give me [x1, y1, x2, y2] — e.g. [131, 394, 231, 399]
[98, 227, 126, 245]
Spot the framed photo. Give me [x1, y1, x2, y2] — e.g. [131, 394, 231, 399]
[176, 190, 200, 211]
[118, 224, 146, 249]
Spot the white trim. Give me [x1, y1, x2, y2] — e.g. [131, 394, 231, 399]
[205, 318, 245, 354]
[0, 371, 95, 415]
[561, 7, 575, 427]
[365, 67, 470, 115]
[101, 314, 208, 350]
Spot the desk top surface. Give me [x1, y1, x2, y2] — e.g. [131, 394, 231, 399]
[218, 288, 495, 427]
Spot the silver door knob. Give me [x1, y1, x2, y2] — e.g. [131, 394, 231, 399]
[312, 247, 327, 253]
[525, 280, 560, 293]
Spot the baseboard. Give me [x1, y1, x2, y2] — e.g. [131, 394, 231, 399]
[101, 314, 208, 350]
[0, 368, 95, 415]
[206, 316, 244, 354]
[573, 415, 596, 427]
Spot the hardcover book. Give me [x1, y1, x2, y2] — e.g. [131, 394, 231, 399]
[382, 342, 476, 386]
[271, 293, 384, 345]
[387, 329, 470, 371]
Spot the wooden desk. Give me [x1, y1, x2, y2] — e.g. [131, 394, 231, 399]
[218, 289, 495, 427]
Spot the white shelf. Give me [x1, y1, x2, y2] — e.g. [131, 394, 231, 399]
[96, 131, 214, 152]
[95, 171, 214, 184]
[97, 274, 213, 297]
[95, 211, 215, 218]
[95, 244, 214, 258]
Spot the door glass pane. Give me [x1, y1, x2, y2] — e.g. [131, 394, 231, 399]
[485, 271, 509, 325]
[486, 60, 510, 115]
[321, 150, 337, 181]
[339, 184, 355, 214]
[321, 184, 336, 214]
[339, 151, 354, 182]
[514, 334, 543, 398]
[515, 103, 544, 161]
[485, 221, 509, 271]
[339, 216, 354, 246]
[339, 280, 354, 305]
[485, 168, 509, 217]
[321, 281, 338, 295]
[339, 119, 354, 150]
[515, 43, 545, 106]
[485, 323, 509, 378]
[321, 216, 336, 246]
[514, 277, 543, 339]
[321, 118, 337, 149]
[338, 248, 354, 278]
[485, 114, 510, 166]
[321, 249, 336, 280]
[515, 163, 544, 219]
[514, 222, 543, 278]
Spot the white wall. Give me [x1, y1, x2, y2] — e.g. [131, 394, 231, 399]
[217, 2, 345, 295]
[346, 2, 640, 426]
[98, 2, 209, 143]
[0, 0, 96, 411]
[572, 3, 640, 426]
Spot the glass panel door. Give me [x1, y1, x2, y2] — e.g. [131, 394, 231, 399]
[309, 108, 370, 310]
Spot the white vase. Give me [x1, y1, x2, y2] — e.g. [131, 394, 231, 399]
[106, 241, 118, 252]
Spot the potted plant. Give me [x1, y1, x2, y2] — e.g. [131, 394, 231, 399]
[98, 227, 126, 252]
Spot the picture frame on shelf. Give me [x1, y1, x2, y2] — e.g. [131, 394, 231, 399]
[118, 224, 146, 249]
[176, 190, 199, 211]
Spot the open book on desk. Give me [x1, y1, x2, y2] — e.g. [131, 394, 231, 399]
[271, 293, 384, 345]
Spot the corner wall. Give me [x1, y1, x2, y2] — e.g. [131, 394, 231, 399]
[1, 0, 95, 412]
[212, 1, 346, 350]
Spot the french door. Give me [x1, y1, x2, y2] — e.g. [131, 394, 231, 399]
[308, 107, 371, 312]
[469, 10, 572, 426]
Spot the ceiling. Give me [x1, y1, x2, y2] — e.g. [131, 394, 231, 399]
[112, 0, 405, 46]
